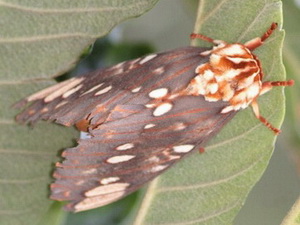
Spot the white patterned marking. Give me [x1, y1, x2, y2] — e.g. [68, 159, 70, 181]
[95, 85, 112, 96]
[149, 88, 168, 99]
[62, 84, 83, 98]
[144, 123, 156, 129]
[85, 183, 130, 197]
[44, 77, 84, 102]
[81, 83, 104, 95]
[81, 168, 97, 175]
[150, 165, 168, 173]
[100, 177, 120, 185]
[54, 100, 68, 109]
[116, 143, 134, 151]
[107, 155, 136, 164]
[139, 54, 157, 64]
[173, 144, 195, 153]
[74, 191, 125, 212]
[153, 103, 173, 116]
[131, 86, 142, 93]
[153, 66, 165, 75]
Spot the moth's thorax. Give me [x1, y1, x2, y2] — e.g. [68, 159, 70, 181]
[187, 43, 263, 113]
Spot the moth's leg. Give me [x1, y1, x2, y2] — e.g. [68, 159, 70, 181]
[251, 99, 280, 135]
[260, 80, 294, 95]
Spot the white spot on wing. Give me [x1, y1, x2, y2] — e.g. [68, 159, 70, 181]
[107, 155, 135, 164]
[153, 66, 165, 75]
[173, 144, 194, 153]
[221, 105, 234, 113]
[150, 165, 168, 173]
[81, 83, 104, 96]
[145, 103, 156, 108]
[85, 183, 130, 197]
[81, 168, 97, 175]
[44, 77, 85, 103]
[62, 84, 83, 98]
[149, 88, 168, 99]
[116, 143, 134, 151]
[54, 100, 68, 109]
[95, 85, 112, 96]
[100, 177, 120, 185]
[131, 86, 142, 93]
[144, 123, 156, 129]
[74, 191, 125, 212]
[139, 54, 157, 64]
[153, 103, 173, 116]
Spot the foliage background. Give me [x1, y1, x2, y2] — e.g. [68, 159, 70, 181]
[2, 0, 300, 224]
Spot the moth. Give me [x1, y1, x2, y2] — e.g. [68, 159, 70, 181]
[15, 23, 293, 212]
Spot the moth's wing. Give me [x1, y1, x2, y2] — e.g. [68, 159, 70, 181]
[15, 47, 208, 127]
[51, 97, 236, 212]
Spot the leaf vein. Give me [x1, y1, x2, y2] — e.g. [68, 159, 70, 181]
[157, 156, 261, 192]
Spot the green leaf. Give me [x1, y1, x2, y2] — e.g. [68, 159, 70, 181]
[127, 1, 286, 225]
[1, 1, 158, 225]
[281, 196, 300, 225]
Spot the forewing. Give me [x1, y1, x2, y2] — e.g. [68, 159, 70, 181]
[15, 46, 236, 212]
[51, 96, 236, 212]
[15, 47, 209, 127]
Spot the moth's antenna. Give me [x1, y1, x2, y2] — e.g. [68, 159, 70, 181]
[190, 33, 226, 45]
[245, 23, 278, 51]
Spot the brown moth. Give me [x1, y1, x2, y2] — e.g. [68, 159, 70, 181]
[15, 23, 293, 212]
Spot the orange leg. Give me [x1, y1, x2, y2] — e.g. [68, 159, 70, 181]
[251, 79, 294, 135]
[251, 100, 281, 135]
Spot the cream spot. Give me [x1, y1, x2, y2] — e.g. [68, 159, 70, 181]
[221, 105, 234, 113]
[219, 44, 247, 56]
[81, 83, 104, 96]
[150, 165, 168, 173]
[205, 95, 219, 102]
[227, 57, 254, 64]
[128, 58, 140, 69]
[203, 70, 215, 80]
[44, 77, 84, 103]
[210, 54, 222, 66]
[100, 177, 120, 185]
[95, 85, 112, 96]
[85, 183, 130, 197]
[246, 83, 260, 99]
[207, 83, 218, 94]
[74, 192, 125, 212]
[147, 155, 160, 163]
[173, 122, 187, 131]
[145, 103, 156, 108]
[144, 123, 156, 129]
[149, 88, 168, 99]
[153, 103, 173, 116]
[81, 168, 97, 175]
[54, 100, 68, 109]
[172, 144, 194, 153]
[153, 66, 165, 75]
[62, 84, 83, 98]
[107, 155, 135, 164]
[41, 107, 49, 113]
[131, 86, 142, 93]
[139, 54, 157, 64]
[116, 143, 134, 151]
